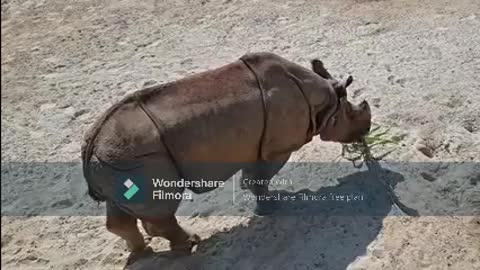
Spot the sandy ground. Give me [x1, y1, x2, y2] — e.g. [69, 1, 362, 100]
[1, 0, 480, 269]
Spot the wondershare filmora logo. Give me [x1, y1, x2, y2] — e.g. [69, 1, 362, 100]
[123, 179, 139, 200]
[115, 175, 148, 203]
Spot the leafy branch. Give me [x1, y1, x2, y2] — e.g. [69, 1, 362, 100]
[340, 124, 418, 216]
[341, 125, 403, 168]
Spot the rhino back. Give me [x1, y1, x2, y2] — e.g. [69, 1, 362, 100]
[138, 60, 265, 170]
[91, 96, 165, 164]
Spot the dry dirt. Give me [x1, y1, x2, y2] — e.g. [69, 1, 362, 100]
[1, 0, 480, 269]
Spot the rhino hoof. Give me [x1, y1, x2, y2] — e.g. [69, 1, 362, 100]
[126, 246, 154, 266]
[189, 233, 201, 246]
[170, 234, 201, 255]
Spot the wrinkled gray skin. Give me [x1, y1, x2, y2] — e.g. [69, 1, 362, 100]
[81, 52, 371, 264]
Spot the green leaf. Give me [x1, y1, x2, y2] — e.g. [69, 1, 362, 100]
[340, 124, 403, 164]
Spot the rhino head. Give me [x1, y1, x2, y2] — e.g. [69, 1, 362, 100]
[311, 59, 372, 143]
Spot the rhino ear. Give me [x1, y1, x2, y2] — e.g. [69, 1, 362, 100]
[332, 75, 353, 98]
[311, 59, 332, 79]
[345, 75, 353, 88]
[333, 82, 347, 98]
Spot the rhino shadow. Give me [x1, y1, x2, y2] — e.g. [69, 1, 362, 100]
[129, 168, 405, 270]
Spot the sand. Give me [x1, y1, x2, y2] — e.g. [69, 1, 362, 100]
[1, 0, 479, 269]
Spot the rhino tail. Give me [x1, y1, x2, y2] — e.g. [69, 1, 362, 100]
[87, 185, 105, 202]
[81, 138, 106, 202]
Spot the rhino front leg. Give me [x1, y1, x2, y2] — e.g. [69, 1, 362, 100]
[242, 154, 290, 215]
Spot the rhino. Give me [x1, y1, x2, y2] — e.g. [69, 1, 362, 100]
[81, 52, 371, 263]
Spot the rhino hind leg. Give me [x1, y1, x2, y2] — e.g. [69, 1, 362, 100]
[106, 202, 152, 265]
[141, 216, 200, 254]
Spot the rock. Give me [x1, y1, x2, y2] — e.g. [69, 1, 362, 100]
[20, 254, 38, 262]
[73, 109, 89, 118]
[415, 142, 434, 158]
[51, 199, 74, 209]
[58, 103, 72, 109]
[143, 79, 158, 88]
[420, 172, 437, 182]
[62, 106, 75, 117]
